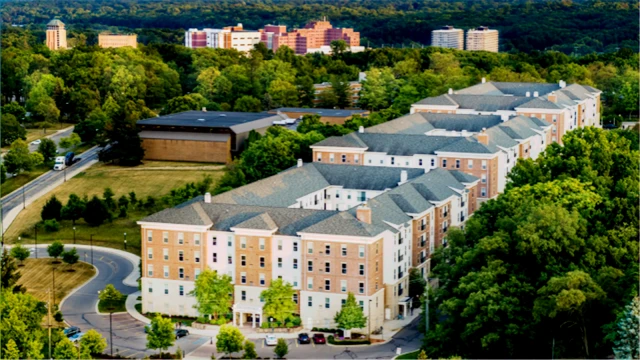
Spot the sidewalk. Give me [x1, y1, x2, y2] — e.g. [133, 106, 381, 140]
[371, 309, 422, 342]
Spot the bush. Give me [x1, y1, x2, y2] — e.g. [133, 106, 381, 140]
[54, 311, 64, 322]
[260, 322, 269, 329]
[197, 316, 208, 324]
[327, 335, 370, 345]
[285, 322, 294, 328]
[312, 327, 338, 333]
[291, 317, 301, 327]
[43, 219, 60, 232]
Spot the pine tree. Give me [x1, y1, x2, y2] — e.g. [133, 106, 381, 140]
[4, 339, 21, 360]
[0, 248, 23, 292]
[612, 297, 640, 359]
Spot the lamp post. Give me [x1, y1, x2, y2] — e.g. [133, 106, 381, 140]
[98, 290, 114, 356]
[368, 299, 372, 340]
[34, 225, 38, 258]
[73, 227, 76, 244]
[52, 266, 56, 305]
[90, 234, 94, 265]
[22, 185, 26, 209]
[123, 233, 127, 250]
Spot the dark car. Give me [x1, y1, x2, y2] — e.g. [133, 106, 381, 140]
[63, 326, 81, 338]
[298, 333, 311, 344]
[603, 123, 617, 130]
[312, 333, 326, 344]
[175, 329, 189, 339]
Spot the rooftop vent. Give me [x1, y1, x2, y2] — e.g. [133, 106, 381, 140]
[533, 91, 539, 97]
[197, 118, 205, 121]
[219, 114, 227, 117]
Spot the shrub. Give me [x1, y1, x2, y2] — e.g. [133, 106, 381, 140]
[54, 311, 64, 322]
[312, 327, 337, 333]
[43, 219, 60, 232]
[260, 322, 269, 329]
[327, 335, 370, 345]
[197, 316, 208, 324]
[291, 317, 301, 327]
[285, 322, 294, 328]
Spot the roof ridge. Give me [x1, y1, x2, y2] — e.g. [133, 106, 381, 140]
[192, 202, 212, 225]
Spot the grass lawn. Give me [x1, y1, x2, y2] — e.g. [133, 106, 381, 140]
[396, 350, 422, 359]
[5, 161, 225, 254]
[98, 296, 127, 313]
[16, 257, 96, 307]
[1, 165, 50, 197]
[135, 303, 195, 327]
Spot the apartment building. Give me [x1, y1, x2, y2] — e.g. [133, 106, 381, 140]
[185, 24, 261, 52]
[267, 108, 370, 126]
[98, 33, 137, 48]
[139, 163, 478, 328]
[45, 19, 67, 50]
[465, 26, 499, 52]
[431, 26, 464, 50]
[260, 20, 361, 55]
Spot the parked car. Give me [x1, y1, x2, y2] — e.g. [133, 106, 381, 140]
[298, 333, 311, 344]
[63, 326, 81, 338]
[69, 332, 85, 343]
[265, 335, 278, 346]
[312, 333, 326, 344]
[30, 139, 41, 145]
[174, 329, 189, 339]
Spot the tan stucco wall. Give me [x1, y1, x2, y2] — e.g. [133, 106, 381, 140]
[142, 138, 231, 164]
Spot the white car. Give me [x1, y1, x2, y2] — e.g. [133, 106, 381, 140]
[30, 139, 41, 145]
[265, 335, 277, 346]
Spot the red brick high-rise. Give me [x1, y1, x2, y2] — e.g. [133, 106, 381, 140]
[260, 19, 360, 55]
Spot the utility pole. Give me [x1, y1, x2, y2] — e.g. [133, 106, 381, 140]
[35, 225, 38, 259]
[48, 290, 52, 359]
[110, 311, 113, 356]
[425, 284, 430, 335]
[52, 267, 56, 306]
[368, 299, 372, 340]
[23, 185, 26, 209]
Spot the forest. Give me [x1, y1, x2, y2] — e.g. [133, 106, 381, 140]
[1, 0, 638, 54]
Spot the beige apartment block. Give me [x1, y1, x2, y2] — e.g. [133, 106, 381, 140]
[431, 26, 464, 50]
[98, 33, 137, 48]
[46, 19, 67, 50]
[466, 26, 499, 52]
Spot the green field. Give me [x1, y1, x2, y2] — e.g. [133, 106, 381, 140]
[5, 161, 225, 254]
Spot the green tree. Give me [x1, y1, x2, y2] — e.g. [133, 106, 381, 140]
[195, 67, 222, 101]
[0, 248, 23, 292]
[330, 40, 348, 57]
[79, 329, 107, 355]
[358, 67, 397, 111]
[146, 315, 175, 355]
[189, 269, 233, 320]
[47, 241, 64, 261]
[4, 139, 42, 174]
[242, 340, 257, 359]
[61, 194, 86, 225]
[4, 339, 21, 360]
[103, 187, 116, 211]
[37, 138, 58, 165]
[261, 278, 297, 325]
[408, 268, 426, 304]
[58, 133, 81, 149]
[233, 95, 262, 112]
[240, 136, 296, 182]
[75, 108, 108, 143]
[41, 195, 63, 221]
[216, 325, 244, 356]
[99, 284, 124, 311]
[417, 349, 428, 359]
[610, 297, 640, 359]
[0, 114, 27, 146]
[53, 337, 78, 360]
[62, 248, 79, 270]
[267, 79, 299, 107]
[2, 102, 27, 123]
[330, 75, 353, 109]
[161, 94, 207, 115]
[83, 196, 111, 226]
[1, 164, 6, 184]
[10, 244, 30, 266]
[274, 338, 288, 359]
[334, 293, 367, 330]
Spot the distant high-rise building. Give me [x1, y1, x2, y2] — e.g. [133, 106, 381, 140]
[184, 24, 261, 52]
[260, 19, 361, 55]
[465, 26, 499, 52]
[98, 33, 137, 48]
[431, 26, 464, 50]
[46, 19, 67, 50]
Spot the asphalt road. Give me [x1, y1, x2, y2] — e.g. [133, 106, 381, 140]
[28, 127, 75, 153]
[29, 246, 207, 359]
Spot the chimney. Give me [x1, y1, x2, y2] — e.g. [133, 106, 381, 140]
[481, 77, 486, 84]
[559, 80, 566, 88]
[525, 91, 531, 97]
[358, 126, 364, 133]
[548, 91, 557, 103]
[448, 88, 453, 95]
[533, 91, 539, 97]
[204, 192, 212, 203]
[297, 159, 303, 168]
[202, 107, 207, 112]
[356, 203, 372, 224]
[399, 170, 408, 185]
[477, 128, 489, 145]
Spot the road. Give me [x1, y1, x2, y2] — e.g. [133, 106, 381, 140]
[28, 246, 207, 359]
[28, 127, 75, 152]
[1, 146, 100, 233]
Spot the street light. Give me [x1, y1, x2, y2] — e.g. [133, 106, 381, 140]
[98, 290, 114, 356]
[123, 233, 127, 250]
[368, 299, 372, 340]
[52, 266, 56, 305]
[73, 227, 76, 244]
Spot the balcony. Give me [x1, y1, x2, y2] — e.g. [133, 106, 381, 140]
[443, 211, 449, 218]
[419, 224, 426, 231]
[397, 254, 404, 262]
[419, 255, 427, 264]
[420, 241, 426, 248]
[398, 271, 404, 279]
[398, 287, 404, 296]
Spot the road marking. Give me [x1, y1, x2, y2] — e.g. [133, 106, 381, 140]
[295, 340, 298, 348]
[261, 341, 264, 348]
[312, 341, 315, 348]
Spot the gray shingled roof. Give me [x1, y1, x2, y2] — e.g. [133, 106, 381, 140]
[517, 97, 563, 110]
[48, 19, 65, 26]
[417, 94, 535, 112]
[486, 126, 519, 148]
[366, 113, 436, 134]
[436, 137, 499, 154]
[232, 213, 278, 231]
[424, 113, 503, 132]
[455, 82, 503, 95]
[313, 133, 368, 148]
[414, 94, 458, 106]
[299, 211, 388, 237]
[271, 108, 368, 117]
[450, 170, 480, 184]
[357, 133, 463, 155]
[313, 163, 424, 190]
[491, 82, 560, 97]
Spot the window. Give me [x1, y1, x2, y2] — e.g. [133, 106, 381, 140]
[455, 159, 460, 168]
[325, 262, 331, 273]
[241, 291, 246, 301]
[148, 286, 153, 293]
[325, 244, 331, 255]
[241, 272, 246, 284]
[163, 232, 168, 243]
[359, 264, 365, 276]
[442, 159, 447, 167]
[330, 153, 335, 163]
[468, 160, 473, 169]
[354, 154, 359, 164]
[342, 298, 347, 306]
[178, 251, 184, 262]
[481, 188, 487, 197]
[308, 260, 313, 272]
[194, 234, 201, 246]
[325, 298, 330, 308]
[213, 253, 218, 263]
[317, 153, 322, 162]
[391, 157, 395, 165]
[257, 257, 264, 268]
[277, 240, 283, 251]
[359, 245, 365, 258]
[293, 277, 298, 287]
[481, 174, 487, 183]
[341, 245, 347, 256]
[179, 285, 184, 296]
[179, 268, 184, 279]
[341, 154, 347, 163]
[259, 274, 265, 286]
[430, 159, 435, 167]
[195, 268, 201, 279]
[163, 266, 169, 278]
[147, 248, 153, 259]
[241, 255, 246, 266]
[376, 261, 379, 272]
[240, 238, 247, 249]
[293, 242, 298, 251]
[419, 159, 423, 166]
[212, 237, 217, 246]
[307, 277, 313, 290]
[147, 230, 153, 242]
[227, 237, 233, 247]
[341, 280, 347, 292]
[482, 160, 487, 170]
[147, 264, 153, 277]
[259, 238, 265, 250]
[164, 284, 169, 295]
[163, 249, 168, 261]
[325, 279, 331, 291]
[293, 294, 298, 304]
[194, 251, 200, 263]
[359, 282, 365, 294]
[178, 233, 184, 245]
[307, 242, 313, 254]
[228, 256, 233, 264]
[358, 191, 366, 202]
[342, 263, 347, 274]
[293, 259, 298, 269]
[278, 258, 283, 268]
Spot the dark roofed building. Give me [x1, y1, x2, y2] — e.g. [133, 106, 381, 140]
[268, 108, 369, 125]
[137, 110, 290, 163]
